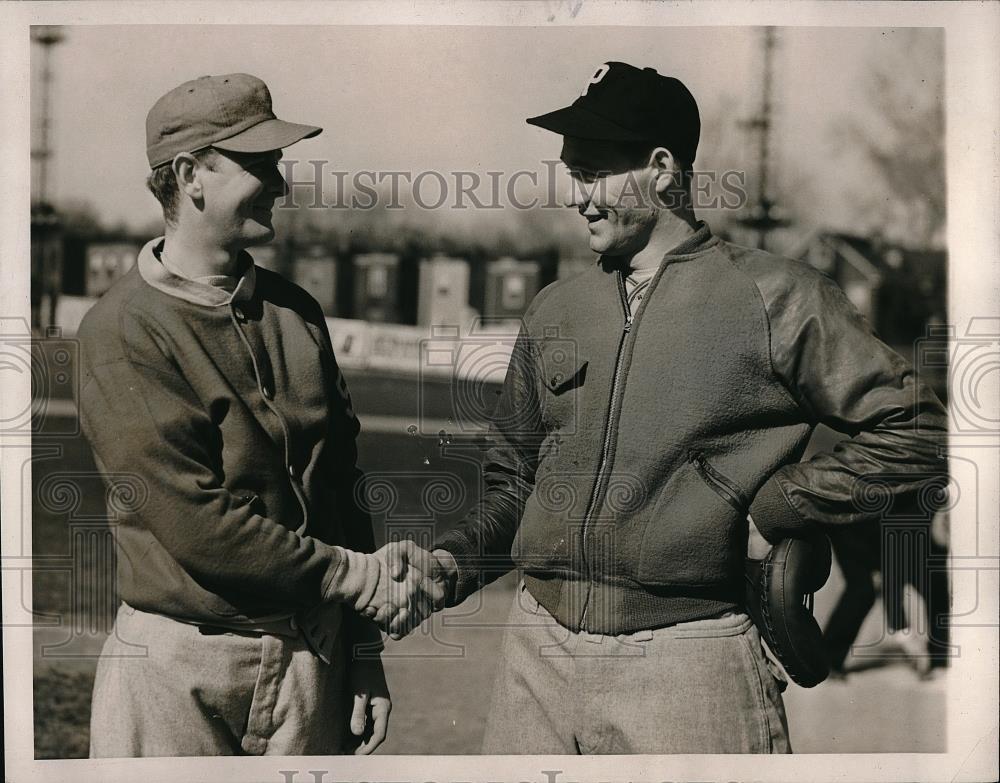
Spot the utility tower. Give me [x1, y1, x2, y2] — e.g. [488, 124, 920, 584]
[31, 26, 65, 330]
[737, 26, 788, 250]
[32, 25, 64, 205]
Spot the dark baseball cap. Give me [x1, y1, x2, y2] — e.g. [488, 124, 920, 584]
[146, 73, 322, 169]
[527, 61, 700, 163]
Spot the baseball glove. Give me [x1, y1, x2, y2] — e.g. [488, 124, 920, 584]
[744, 534, 832, 688]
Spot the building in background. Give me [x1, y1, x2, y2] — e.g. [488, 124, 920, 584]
[353, 252, 401, 323]
[291, 245, 338, 316]
[417, 255, 473, 328]
[483, 257, 541, 325]
[84, 242, 140, 298]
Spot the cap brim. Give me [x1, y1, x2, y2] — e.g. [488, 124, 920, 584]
[213, 118, 322, 154]
[526, 105, 647, 141]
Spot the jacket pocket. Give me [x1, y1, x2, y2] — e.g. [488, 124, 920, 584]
[537, 340, 587, 433]
[687, 451, 750, 512]
[637, 455, 748, 585]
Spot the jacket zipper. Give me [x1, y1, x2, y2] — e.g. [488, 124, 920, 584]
[579, 272, 633, 627]
[688, 450, 749, 511]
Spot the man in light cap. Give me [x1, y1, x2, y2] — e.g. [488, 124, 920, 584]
[386, 61, 947, 753]
[79, 73, 432, 756]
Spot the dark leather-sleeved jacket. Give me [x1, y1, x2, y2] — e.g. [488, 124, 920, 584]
[437, 224, 948, 635]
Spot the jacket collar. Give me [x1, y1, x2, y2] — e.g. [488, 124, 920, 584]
[663, 220, 716, 258]
[600, 220, 718, 275]
[137, 237, 256, 307]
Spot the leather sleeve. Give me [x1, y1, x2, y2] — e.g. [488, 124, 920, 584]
[747, 264, 948, 542]
[434, 322, 547, 605]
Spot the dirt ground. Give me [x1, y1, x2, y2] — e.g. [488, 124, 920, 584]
[29, 361, 946, 758]
[33, 566, 946, 758]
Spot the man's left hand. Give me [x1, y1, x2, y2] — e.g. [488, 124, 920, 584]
[747, 514, 774, 559]
[347, 656, 390, 754]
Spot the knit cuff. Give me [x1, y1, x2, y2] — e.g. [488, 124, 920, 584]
[321, 546, 379, 610]
[749, 475, 812, 543]
[433, 530, 481, 607]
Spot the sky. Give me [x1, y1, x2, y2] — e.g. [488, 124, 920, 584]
[32, 24, 943, 241]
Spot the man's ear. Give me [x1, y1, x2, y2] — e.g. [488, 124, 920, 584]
[650, 146, 680, 195]
[172, 152, 203, 201]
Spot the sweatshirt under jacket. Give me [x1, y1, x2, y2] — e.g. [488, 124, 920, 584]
[77, 238, 382, 650]
[436, 222, 948, 635]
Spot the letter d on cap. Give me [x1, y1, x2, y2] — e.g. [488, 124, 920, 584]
[581, 64, 610, 96]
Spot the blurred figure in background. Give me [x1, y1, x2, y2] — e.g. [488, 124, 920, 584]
[881, 505, 951, 677]
[823, 523, 883, 678]
[824, 504, 950, 680]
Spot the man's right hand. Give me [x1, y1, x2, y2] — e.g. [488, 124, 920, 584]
[379, 541, 456, 637]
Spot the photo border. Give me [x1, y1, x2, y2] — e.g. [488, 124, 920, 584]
[2, 2, 997, 782]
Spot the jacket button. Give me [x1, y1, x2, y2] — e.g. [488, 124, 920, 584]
[551, 373, 563, 386]
[233, 306, 245, 322]
[288, 464, 297, 479]
[261, 384, 273, 400]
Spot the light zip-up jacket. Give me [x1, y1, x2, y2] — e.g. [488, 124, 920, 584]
[77, 238, 381, 651]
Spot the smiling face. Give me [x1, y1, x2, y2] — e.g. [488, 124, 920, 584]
[560, 136, 660, 258]
[198, 148, 288, 249]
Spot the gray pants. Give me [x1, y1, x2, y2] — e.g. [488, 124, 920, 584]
[89, 603, 349, 757]
[482, 582, 791, 754]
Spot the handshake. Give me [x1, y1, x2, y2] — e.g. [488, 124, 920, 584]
[337, 541, 457, 640]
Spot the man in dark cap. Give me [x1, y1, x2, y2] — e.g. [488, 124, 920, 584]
[387, 61, 947, 753]
[79, 74, 428, 757]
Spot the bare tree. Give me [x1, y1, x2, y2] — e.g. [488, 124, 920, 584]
[835, 29, 945, 247]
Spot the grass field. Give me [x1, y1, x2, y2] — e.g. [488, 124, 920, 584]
[28, 349, 946, 758]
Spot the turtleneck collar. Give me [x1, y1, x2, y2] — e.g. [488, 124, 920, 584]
[137, 237, 257, 306]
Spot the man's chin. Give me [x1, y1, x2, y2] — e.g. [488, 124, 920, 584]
[243, 229, 276, 248]
[588, 235, 612, 254]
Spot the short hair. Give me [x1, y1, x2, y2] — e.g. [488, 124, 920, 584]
[145, 148, 219, 226]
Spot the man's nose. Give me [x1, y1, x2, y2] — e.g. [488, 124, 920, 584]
[267, 167, 290, 199]
[564, 177, 592, 210]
